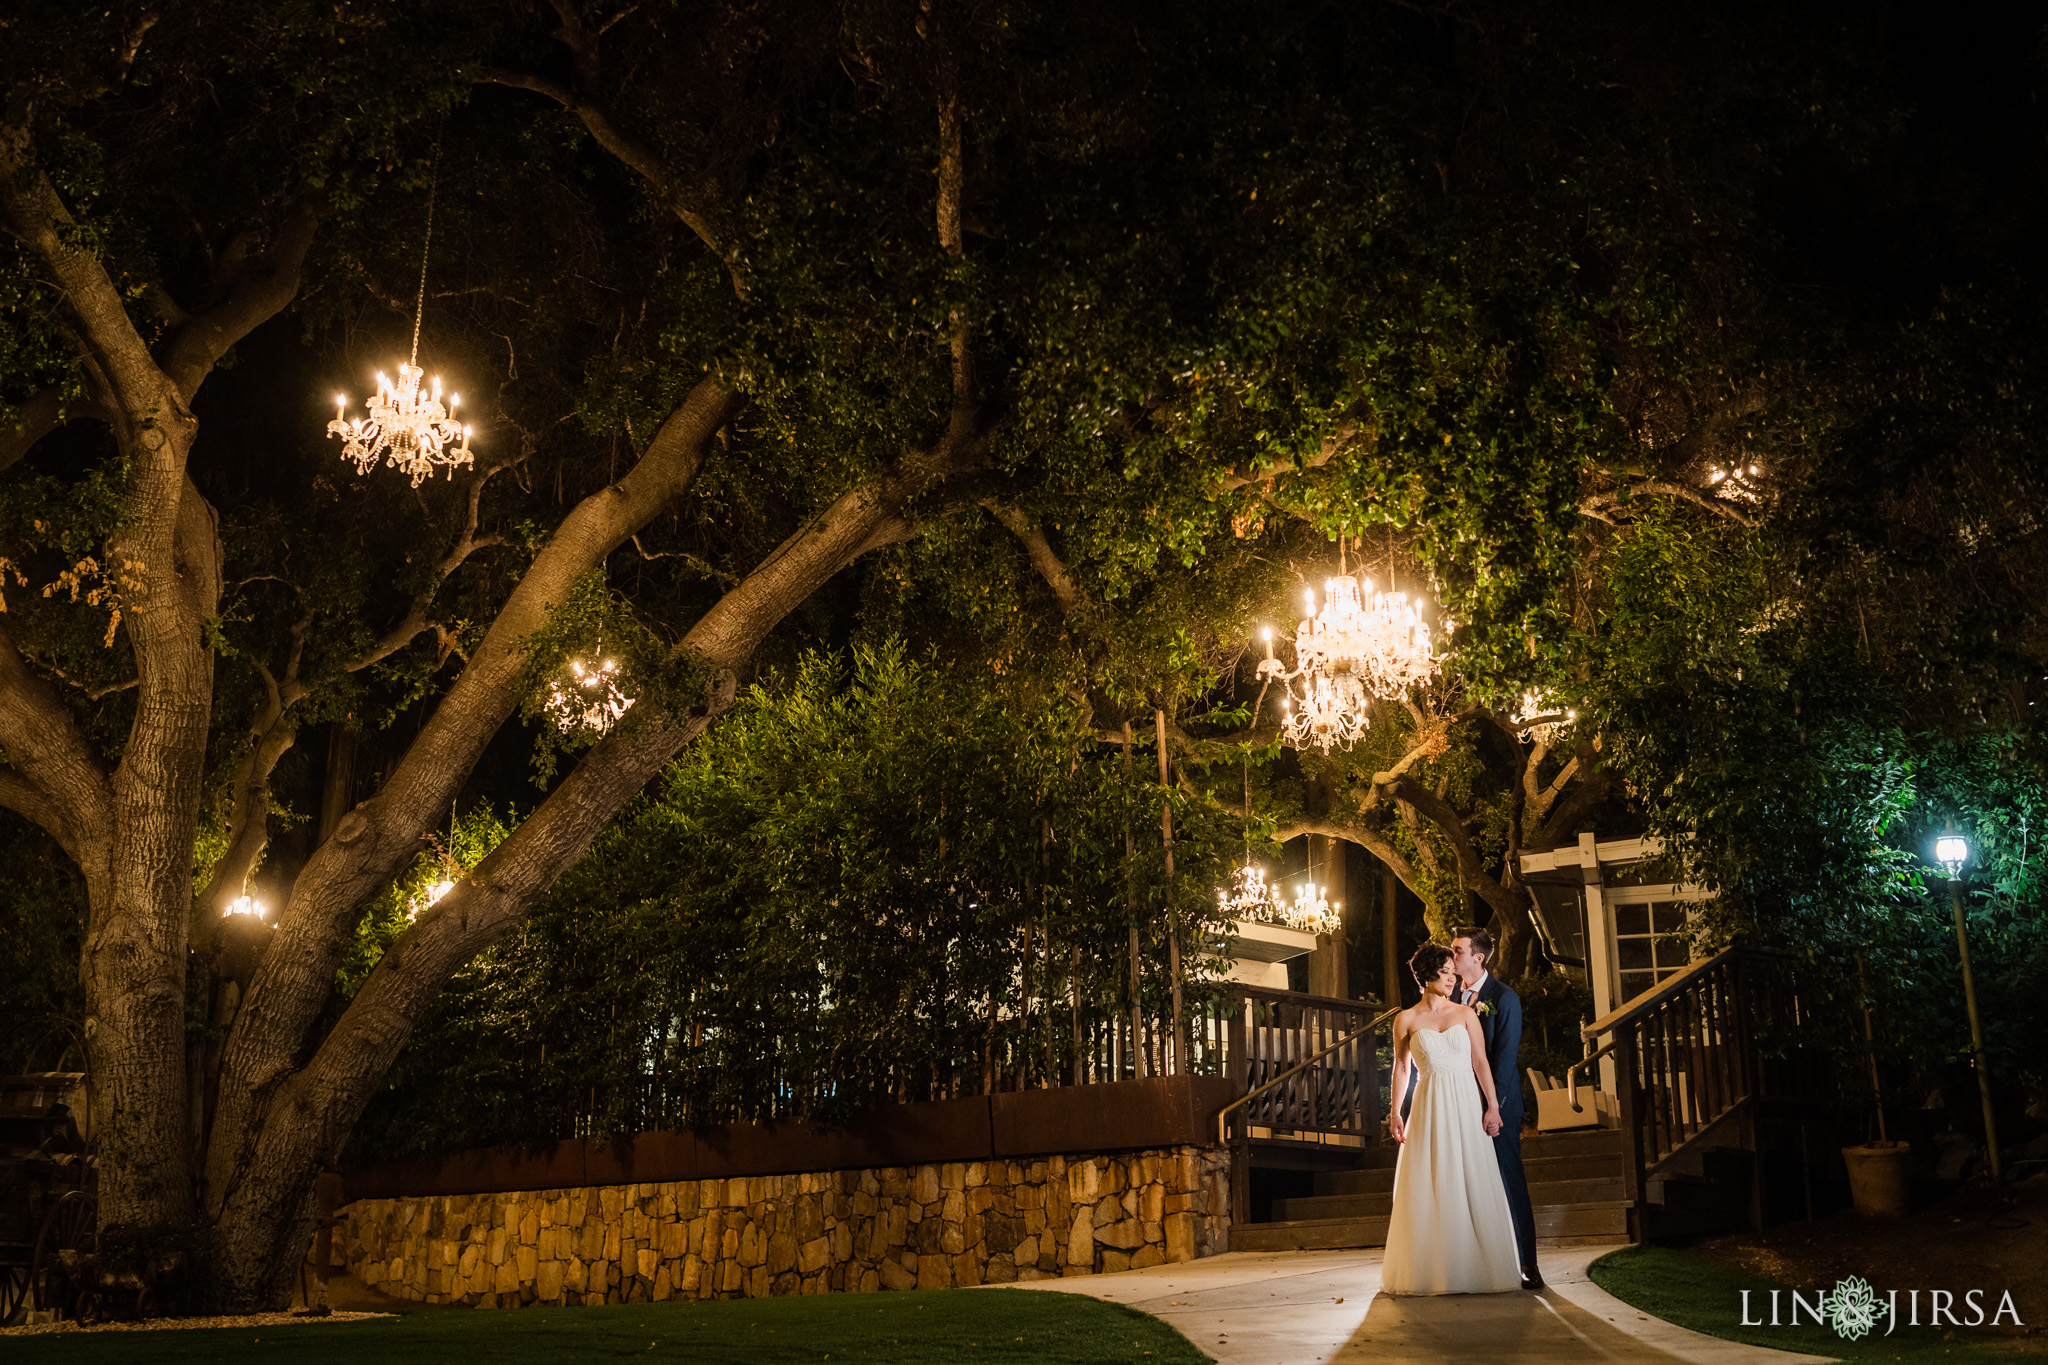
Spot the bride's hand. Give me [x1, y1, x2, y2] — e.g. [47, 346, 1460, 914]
[1390, 1117, 1406, 1144]
[1482, 1107, 1503, 1138]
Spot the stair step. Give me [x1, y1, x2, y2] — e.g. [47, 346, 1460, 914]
[1521, 1128, 1626, 1157]
[1276, 1126, 1625, 1172]
[1230, 1200, 1633, 1253]
[1313, 1151, 1622, 1196]
[1275, 1176, 1626, 1222]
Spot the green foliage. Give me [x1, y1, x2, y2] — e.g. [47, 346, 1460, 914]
[349, 641, 1238, 1159]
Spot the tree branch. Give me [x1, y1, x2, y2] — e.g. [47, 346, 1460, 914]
[981, 501, 1082, 613]
[1215, 420, 1364, 492]
[1383, 774, 1522, 922]
[0, 389, 106, 476]
[0, 619, 112, 866]
[478, 68, 725, 264]
[0, 123, 183, 422]
[1272, 816, 1423, 899]
[342, 464, 509, 673]
[1581, 477, 1756, 527]
[159, 208, 320, 403]
[933, 45, 974, 446]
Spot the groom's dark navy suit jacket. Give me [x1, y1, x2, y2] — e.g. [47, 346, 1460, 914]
[1471, 973, 1524, 1125]
[1470, 973, 1536, 1271]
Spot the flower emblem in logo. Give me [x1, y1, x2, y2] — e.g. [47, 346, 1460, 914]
[1822, 1275, 1881, 1341]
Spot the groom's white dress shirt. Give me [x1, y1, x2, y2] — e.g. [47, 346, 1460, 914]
[1460, 970, 1490, 1006]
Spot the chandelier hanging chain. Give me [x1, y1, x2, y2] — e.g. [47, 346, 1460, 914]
[409, 152, 440, 368]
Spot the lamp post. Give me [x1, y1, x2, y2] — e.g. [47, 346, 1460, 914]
[1935, 833, 2002, 1182]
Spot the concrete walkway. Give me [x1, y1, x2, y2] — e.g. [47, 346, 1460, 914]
[996, 1245, 1838, 1365]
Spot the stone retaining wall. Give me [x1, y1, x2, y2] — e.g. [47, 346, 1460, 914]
[332, 1145, 1230, 1306]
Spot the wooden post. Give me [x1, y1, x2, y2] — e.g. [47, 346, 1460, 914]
[1069, 943, 1083, 1087]
[1157, 707, 1183, 1074]
[1948, 880, 2003, 1181]
[1311, 835, 1348, 998]
[1229, 992, 1253, 1228]
[1615, 1029, 1647, 1245]
[1381, 864, 1400, 1007]
[1122, 721, 1146, 1079]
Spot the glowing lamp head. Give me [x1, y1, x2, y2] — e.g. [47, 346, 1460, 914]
[1935, 834, 1969, 878]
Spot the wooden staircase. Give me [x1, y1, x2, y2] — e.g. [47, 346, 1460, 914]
[1229, 1127, 1632, 1252]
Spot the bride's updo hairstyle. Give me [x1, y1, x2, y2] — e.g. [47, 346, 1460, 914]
[1409, 943, 1455, 992]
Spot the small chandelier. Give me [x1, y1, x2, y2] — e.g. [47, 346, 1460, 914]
[326, 164, 475, 486]
[1257, 570, 1439, 752]
[1218, 863, 1281, 920]
[1290, 881, 1337, 934]
[1510, 689, 1575, 744]
[1705, 460, 1764, 504]
[544, 656, 635, 735]
[223, 895, 266, 920]
[409, 876, 456, 921]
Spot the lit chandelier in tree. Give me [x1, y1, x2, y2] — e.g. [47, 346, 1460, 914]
[1218, 862, 1279, 920]
[1289, 879, 1336, 933]
[544, 655, 635, 735]
[1509, 689, 1576, 744]
[327, 167, 474, 486]
[1256, 539, 1441, 752]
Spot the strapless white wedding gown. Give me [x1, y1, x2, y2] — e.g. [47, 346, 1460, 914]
[1379, 1024, 1523, 1295]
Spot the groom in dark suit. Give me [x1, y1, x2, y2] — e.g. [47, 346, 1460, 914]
[1451, 926, 1542, 1290]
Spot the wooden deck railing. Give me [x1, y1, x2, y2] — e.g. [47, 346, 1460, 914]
[1579, 946, 1825, 1242]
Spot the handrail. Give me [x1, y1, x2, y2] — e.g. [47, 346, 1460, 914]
[1227, 984, 1386, 1014]
[1566, 1038, 1623, 1112]
[1580, 946, 1739, 1041]
[1213, 1006, 1400, 1145]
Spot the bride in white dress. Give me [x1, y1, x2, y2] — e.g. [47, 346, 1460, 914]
[1379, 942, 1523, 1295]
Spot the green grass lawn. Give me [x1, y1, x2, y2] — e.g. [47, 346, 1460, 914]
[1589, 1245, 2036, 1363]
[5, 1287, 1208, 1365]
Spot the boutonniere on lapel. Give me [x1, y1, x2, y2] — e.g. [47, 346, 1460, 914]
[1474, 1001, 1496, 1017]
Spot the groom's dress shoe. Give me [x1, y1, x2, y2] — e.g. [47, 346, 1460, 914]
[1521, 1270, 1544, 1291]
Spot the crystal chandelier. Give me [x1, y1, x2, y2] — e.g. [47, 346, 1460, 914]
[1218, 863, 1280, 920]
[1257, 570, 1439, 752]
[1510, 689, 1575, 744]
[409, 876, 456, 921]
[544, 656, 635, 735]
[1290, 880, 1337, 933]
[329, 367, 472, 487]
[326, 164, 475, 486]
